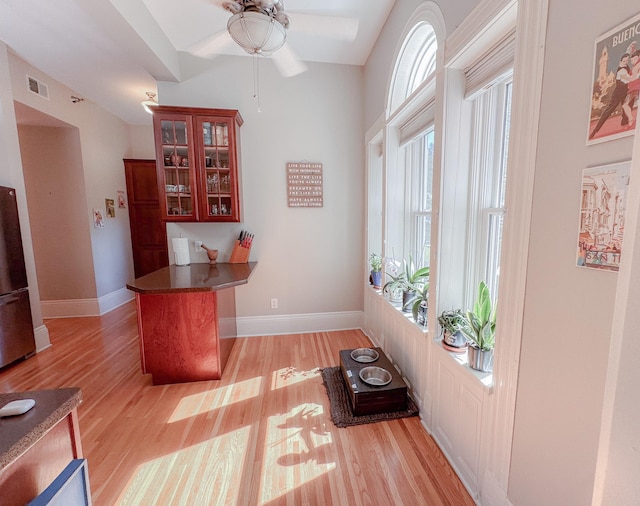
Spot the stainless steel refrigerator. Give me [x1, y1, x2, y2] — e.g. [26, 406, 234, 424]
[0, 185, 35, 368]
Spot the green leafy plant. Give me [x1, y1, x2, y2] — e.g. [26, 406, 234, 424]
[437, 309, 466, 334]
[403, 255, 430, 287]
[404, 281, 430, 324]
[383, 255, 429, 303]
[369, 253, 382, 272]
[383, 270, 408, 299]
[403, 260, 429, 322]
[459, 281, 497, 351]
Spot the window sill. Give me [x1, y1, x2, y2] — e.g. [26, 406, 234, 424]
[369, 285, 428, 334]
[432, 338, 493, 389]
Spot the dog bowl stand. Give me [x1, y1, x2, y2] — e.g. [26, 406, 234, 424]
[339, 348, 408, 416]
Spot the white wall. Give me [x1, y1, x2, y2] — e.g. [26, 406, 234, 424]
[508, 2, 638, 504]
[8, 52, 136, 303]
[128, 125, 155, 159]
[18, 124, 97, 300]
[159, 55, 365, 320]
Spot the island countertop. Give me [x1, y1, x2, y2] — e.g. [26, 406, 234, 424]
[0, 388, 82, 470]
[126, 262, 257, 294]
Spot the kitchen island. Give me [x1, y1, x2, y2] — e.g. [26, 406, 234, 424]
[0, 388, 83, 505]
[126, 262, 256, 385]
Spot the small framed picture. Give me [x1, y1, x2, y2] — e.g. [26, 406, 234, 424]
[93, 208, 105, 228]
[117, 190, 125, 208]
[105, 199, 115, 218]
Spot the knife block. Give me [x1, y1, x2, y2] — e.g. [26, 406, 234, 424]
[229, 240, 251, 263]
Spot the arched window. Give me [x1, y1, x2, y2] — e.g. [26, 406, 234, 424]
[379, 3, 444, 273]
[388, 22, 438, 114]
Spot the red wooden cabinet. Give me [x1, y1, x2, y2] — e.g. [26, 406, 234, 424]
[152, 106, 243, 222]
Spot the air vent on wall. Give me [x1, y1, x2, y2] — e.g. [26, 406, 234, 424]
[26, 75, 49, 100]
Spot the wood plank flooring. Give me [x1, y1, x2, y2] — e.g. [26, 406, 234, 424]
[0, 301, 474, 505]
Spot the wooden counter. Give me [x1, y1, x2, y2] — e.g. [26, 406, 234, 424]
[0, 388, 83, 505]
[126, 262, 257, 385]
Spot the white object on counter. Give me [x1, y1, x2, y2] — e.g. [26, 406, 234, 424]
[0, 398, 35, 417]
[172, 237, 190, 266]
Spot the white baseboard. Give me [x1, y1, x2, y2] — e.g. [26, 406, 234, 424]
[98, 287, 134, 315]
[41, 287, 134, 318]
[480, 470, 513, 506]
[237, 311, 363, 337]
[34, 324, 51, 352]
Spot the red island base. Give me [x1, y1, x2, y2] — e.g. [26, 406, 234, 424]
[135, 288, 237, 385]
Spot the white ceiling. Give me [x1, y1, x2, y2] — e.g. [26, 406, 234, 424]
[0, 0, 395, 125]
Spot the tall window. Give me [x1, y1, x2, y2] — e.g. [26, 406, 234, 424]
[383, 13, 439, 270]
[466, 75, 512, 304]
[367, 142, 383, 261]
[408, 128, 434, 267]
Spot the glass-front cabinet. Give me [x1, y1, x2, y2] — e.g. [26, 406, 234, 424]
[152, 106, 243, 222]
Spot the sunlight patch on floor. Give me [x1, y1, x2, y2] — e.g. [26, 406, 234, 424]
[116, 425, 251, 505]
[259, 402, 336, 505]
[167, 376, 263, 423]
[271, 366, 320, 390]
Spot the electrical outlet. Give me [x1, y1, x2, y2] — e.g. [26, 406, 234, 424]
[194, 240, 203, 253]
[270, 298, 278, 309]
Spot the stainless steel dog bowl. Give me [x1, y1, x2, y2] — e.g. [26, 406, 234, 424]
[359, 366, 392, 386]
[350, 348, 379, 363]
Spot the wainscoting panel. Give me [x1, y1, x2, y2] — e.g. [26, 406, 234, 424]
[363, 287, 488, 499]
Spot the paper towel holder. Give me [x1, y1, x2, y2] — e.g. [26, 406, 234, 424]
[172, 237, 191, 266]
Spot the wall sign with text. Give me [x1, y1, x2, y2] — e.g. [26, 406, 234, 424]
[287, 162, 323, 208]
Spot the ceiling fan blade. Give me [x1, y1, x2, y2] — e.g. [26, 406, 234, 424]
[271, 42, 307, 78]
[188, 29, 234, 58]
[289, 12, 358, 41]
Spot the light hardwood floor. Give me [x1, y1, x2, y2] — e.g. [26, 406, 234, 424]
[0, 301, 474, 505]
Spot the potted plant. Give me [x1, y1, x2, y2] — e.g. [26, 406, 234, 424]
[382, 256, 406, 302]
[459, 281, 496, 372]
[437, 309, 467, 352]
[382, 270, 407, 303]
[399, 256, 429, 312]
[404, 280, 429, 326]
[369, 253, 383, 289]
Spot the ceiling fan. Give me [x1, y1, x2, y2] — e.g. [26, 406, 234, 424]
[188, 0, 358, 78]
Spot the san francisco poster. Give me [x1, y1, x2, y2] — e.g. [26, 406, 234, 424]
[577, 162, 630, 271]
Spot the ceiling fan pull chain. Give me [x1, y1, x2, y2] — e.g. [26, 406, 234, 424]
[253, 54, 262, 113]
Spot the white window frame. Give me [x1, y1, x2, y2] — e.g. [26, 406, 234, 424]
[407, 127, 435, 268]
[465, 74, 513, 306]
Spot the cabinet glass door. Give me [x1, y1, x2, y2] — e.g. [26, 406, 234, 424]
[201, 120, 233, 219]
[160, 119, 193, 218]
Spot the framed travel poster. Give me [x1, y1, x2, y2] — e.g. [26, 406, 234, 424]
[587, 12, 640, 145]
[576, 161, 630, 271]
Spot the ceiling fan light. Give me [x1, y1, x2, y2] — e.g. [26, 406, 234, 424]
[227, 11, 286, 55]
[141, 92, 157, 114]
